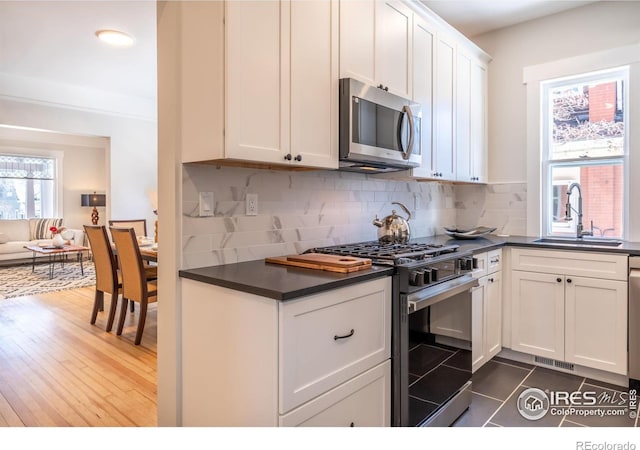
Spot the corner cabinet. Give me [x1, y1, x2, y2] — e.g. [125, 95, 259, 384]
[180, 276, 392, 427]
[180, 1, 338, 169]
[510, 248, 628, 375]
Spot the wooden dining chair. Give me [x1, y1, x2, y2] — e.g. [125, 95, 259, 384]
[110, 227, 157, 345]
[84, 225, 121, 332]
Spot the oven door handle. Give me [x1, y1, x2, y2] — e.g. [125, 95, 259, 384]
[407, 274, 478, 314]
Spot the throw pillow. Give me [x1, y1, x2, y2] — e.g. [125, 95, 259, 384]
[32, 218, 63, 240]
[0, 232, 8, 244]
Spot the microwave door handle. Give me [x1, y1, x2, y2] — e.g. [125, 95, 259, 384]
[401, 105, 415, 160]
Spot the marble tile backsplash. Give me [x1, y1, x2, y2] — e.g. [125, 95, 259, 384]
[455, 182, 527, 236]
[182, 165, 458, 269]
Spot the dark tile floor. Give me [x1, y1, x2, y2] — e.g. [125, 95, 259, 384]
[453, 356, 638, 427]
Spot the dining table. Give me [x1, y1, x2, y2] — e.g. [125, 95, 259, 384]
[139, 244, 158, 262]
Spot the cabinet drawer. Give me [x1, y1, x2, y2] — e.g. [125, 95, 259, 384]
[279, 360, 390, 426]
[487, 249, 502, 274]
[511, 248, 628, 281]
[279, 277, 391, 413]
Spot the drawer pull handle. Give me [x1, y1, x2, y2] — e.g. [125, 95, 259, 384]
[334, 329, 355, 341]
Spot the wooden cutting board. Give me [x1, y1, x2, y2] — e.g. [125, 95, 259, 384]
[265, 253, 372, 273]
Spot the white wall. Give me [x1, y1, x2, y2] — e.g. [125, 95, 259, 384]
[0, 98, 158, 234]
[472, 1, 640, 183]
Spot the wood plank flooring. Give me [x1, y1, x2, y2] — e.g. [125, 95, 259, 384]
[0, 286, 157, 426]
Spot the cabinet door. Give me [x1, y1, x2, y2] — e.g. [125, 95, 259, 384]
[565, 276, 627, 375]
[455, 50, 472, 182]
[375, 0, 412, 98]
[433, 33, 456, 180]
[470, 60, 488, 183]
[339, 0, 375, 85]
[289, 0, 338, 169]
[226, 0, 288, 163]
[511, 271, 565, 360]
[485, 271, 502, 360]
[471, 277, 488, 372]
[410, 15, 435, 178]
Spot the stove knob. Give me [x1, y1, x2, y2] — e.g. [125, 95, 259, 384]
[430, 268, 439, 282]
[422, 269, 432, 285]
[410, 270, 424, 286]
[460, 257, 473, 271]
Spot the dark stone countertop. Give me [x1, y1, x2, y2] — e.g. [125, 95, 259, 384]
[179, 234, 640, 301]
[179, 260, 394, 301]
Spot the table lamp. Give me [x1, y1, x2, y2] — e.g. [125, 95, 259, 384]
[81, 192, 106, 225]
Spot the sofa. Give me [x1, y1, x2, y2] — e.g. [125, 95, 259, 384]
[0, 219, 85, 263]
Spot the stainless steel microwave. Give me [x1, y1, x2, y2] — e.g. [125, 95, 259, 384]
[339, 78, 422, 173]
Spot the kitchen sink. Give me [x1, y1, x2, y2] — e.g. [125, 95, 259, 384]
[533, 238, 623, 247]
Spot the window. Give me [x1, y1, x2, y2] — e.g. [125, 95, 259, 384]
[0, 154, 58, 220]
[541, 67, 627, 238]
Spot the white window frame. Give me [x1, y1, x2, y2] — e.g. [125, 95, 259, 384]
[540, 67, 628, 239]
[524, 43, 640, 240]
[0, 148, 64, 219]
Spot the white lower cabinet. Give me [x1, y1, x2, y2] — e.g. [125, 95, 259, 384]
[564, 276, 628, 374]
[472, 270, 502, 372]
[279, 360, 390, 427]
[511, 271, 565, 360]
[510, 248, 628, 376]
[180, 276, 391, 426]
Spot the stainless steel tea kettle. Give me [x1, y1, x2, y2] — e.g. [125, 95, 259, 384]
[372, 201, 412, 243]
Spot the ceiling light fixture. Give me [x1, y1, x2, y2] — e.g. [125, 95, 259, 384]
[95, 29, 134, 47]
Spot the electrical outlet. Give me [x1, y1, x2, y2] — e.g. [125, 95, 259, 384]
[199, 192, 214, 216]
[246, 193, 258, 216]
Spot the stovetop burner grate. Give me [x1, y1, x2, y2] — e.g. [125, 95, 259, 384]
[309, 240, 459, 265]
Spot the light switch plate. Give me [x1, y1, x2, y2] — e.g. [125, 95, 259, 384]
[246, 193, 258, 216]
[199, 192, 214, 216]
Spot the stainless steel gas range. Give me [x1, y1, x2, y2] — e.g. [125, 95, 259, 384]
[309, 240, 478, 427]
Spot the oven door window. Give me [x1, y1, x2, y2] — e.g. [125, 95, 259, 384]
[352, 97, 421, 156]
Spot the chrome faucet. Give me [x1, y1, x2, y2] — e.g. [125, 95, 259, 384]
[564, 182, 593, 239]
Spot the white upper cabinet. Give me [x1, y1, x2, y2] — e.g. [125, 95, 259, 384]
[226, 0, 338, 169]
[289, 0, 339, 168]
[226, 1, 285, 164]
[456, 49, 488, 183]
[374, 1, 413, 98]
[182, 0, 338, 169]
[410, 15, 435, 178]
[432, 33, 456, 180]
[470, 61, 488, 182]
[339, 0, 412, 99]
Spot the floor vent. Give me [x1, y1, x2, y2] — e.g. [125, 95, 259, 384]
[534, 356, 554, 367]
[554, 360, 575, 371]
[534, 356, 575, 371]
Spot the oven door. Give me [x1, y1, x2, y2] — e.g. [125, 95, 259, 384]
[394, 274, 478, 427]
